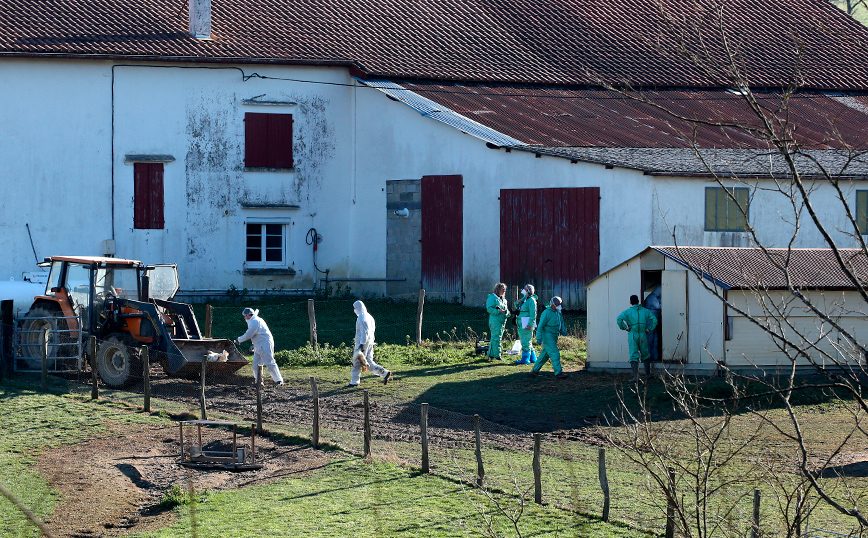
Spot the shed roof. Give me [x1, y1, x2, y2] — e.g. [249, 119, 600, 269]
[2, 0, 868, 89]
[653, 246, 868, 290]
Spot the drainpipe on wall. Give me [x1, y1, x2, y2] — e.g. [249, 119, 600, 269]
[189, 0, 212, 39]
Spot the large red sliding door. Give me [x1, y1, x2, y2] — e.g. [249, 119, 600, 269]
[500, 187, 599, 309]
[421, 175, 463, 301]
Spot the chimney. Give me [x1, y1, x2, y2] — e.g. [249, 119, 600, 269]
[189, 0, 212, 39]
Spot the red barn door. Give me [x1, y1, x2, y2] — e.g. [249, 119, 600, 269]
[421, 175, 463, 301]
[500, 187, 599, 309]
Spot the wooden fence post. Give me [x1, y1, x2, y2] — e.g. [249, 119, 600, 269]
[310, 376, 320, 448]
[363, 390, 371, 457]
[255, 365, 263, 435]
[665, 467, 676, 538]
[142, 346, 151, 413]
[204, 304, 213, 339]
[599, 447, 610, 521]
[90, 336, 98, 399]
[533, 433, 542, 504]
[416, 289, 425, 346]
[474, 414, 485, 487]
[308, 299, 318, 349]
[41, 327, 48, 391]
[420, 403, 429, 473]
[752, 489, 761, 538]
[251, 421, 256, 463]
[199, 355, 207, 420]
[0, 300, 12, 380]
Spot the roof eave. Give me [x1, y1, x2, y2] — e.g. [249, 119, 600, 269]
[0, 51, 364, 70]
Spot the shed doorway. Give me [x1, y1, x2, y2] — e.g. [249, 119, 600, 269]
[642, 270, 662, 363]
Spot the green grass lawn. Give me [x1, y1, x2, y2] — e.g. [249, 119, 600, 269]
[0, 383, 650, 538]
[194, 297, 586, 350]
[6, 293, 868, 536]
[0, 385, 161, 537]
[133, 458, 646, 538]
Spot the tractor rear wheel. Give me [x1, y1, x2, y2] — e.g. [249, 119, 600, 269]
[21, 306, 71, 369]
[97, 336, 142, 388]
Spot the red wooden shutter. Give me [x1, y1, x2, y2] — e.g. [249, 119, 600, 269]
[245, 113, 269, 167]
[134, 162, 164, 229]
[270, 114, 294, 168]
[245, 112, 293, 168]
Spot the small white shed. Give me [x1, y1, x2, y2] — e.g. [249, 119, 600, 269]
[584, 247, 868, 375]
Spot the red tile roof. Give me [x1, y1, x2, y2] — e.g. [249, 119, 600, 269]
[654, 247, 868, 289]
[2, 0, 868, 89]
[394, 84, 868, 148]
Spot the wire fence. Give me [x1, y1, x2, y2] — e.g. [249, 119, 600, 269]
[0, 309, 857, 538]
[1, 328, 857, 538]
[192, 297, 587, 352]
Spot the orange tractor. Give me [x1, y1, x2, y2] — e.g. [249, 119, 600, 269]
[21, 256, 247, 387]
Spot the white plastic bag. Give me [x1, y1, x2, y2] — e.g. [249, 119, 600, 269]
[506, 340, 522, 355]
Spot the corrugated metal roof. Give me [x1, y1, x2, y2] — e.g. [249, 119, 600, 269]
[3, 0, 868, 89]
[653, 247, 868, 289]
[396, 83, 868, 149]
[361, 81, 521, 146]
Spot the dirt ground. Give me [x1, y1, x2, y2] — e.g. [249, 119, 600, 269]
[35, 422, 331, 538]
[31, 369, 611, 538]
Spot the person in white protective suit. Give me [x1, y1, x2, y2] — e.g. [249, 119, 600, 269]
[350, 300, 391, 387]
[236, 308, 284, 386]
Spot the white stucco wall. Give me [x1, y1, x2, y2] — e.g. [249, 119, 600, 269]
[0, 59, 114, 278]
[0, 58, 360, 294]
[651, 176, 862, 249]
[354, 85, 655, 305]
[2, 57, 862, 306]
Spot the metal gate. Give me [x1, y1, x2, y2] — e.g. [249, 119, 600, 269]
[421, 175, 463, 302]
[13, 314, 83, 373]
[500, 187, 599, 309]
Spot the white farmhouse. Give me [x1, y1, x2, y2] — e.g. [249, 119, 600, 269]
[585, 247, 868, 374]
[1, 0, 868, 308]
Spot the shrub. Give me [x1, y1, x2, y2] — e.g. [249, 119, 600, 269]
[160, 485, 211, 508]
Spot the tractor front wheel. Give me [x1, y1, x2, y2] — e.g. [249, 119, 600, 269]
[21, 306, 70, 369]
[97, 336, 142, 388]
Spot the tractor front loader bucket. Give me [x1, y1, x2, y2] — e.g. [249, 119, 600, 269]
[170, 339, 249, 377]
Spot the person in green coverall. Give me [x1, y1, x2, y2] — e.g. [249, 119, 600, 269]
[616, 294, 658, 382]
[486, 283, 509, 359]
[513, 284, 538, 365]
[530, 296, 569, 379]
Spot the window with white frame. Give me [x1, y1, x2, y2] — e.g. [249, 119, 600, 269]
[245, 222, 288, 266]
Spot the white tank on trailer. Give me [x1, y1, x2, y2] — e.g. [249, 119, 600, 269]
[0, 278, 47, 316]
